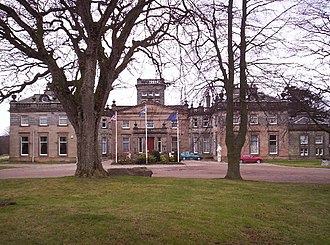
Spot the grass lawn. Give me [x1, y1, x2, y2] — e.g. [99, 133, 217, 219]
[0, 177, 329, 244]
[268, 159, 330, 168]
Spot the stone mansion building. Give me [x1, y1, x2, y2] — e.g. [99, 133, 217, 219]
[9, 78, 330, 162]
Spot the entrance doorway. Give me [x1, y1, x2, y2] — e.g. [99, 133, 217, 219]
[147, 137, 154, 152]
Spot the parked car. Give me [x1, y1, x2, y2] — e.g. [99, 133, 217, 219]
[180, 152, 203, 160]
[240, 154, 262, 163]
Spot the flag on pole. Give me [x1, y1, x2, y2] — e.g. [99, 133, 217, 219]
[138, 106, 147, 117]
[110, 114, 117, 121]
[166, 112, 177, 121]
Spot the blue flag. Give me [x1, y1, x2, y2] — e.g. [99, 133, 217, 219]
[138, 107, 147, 117]
[166, 112, 177, 121]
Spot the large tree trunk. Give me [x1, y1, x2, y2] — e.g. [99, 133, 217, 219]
[225, 149, 242, 180]
[74, 114, 108, 177]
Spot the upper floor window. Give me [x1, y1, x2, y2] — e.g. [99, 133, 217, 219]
[203, 118, 210, 127]
[20, 115, 29, 126]
[142, 92, 148, 97]
[59, 115, 68, 126]
[101, 118, 107, 129]
[268, 116, 278, 125]
[122, 120, 130, 129]
[315, 135, 323, 144]
[249, 115, 259, 125]
[147, 120, 154, 128]
[192, 118, 198, 127]
[154, 91, 160, 96]
[171, 120, 178, 128]
[39, 116, 48, 126]
[233, 116, 240, 125]
[300, 135, 308, 145]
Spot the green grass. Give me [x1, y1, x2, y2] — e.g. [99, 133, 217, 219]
[0, 177, 329, 244]
[0, 155, 72, 165]
[0, 166, 15, 170]
[268, 159, 330, 168]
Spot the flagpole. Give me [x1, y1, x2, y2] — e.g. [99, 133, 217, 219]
[176, 111, 180, 163]
[115, 110, 118, 164]
[145, 105, 148, 164]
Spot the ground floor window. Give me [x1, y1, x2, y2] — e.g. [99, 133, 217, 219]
[300, 148, 308, 157]
[157, 137, 162, 153]
[39, 136, 48, 156]
[269, 134, 278, 155]
[101, 137, 107, 155]
[123, 137, 130, 152]
[203, 136, 210, 153]
[59, 136, 68, 156]
[171, 137, 177, 152]
[21, 136, 29, 156]
[250, 134, 259, 154]
[315, 148, 323, 157]
[193, 136, 198, 153]
[138, 137, 143, 153]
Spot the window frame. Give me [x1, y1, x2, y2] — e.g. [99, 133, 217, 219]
[315, 135, 323, 144]
[20, 136, 29, 156]
[249, 115, 259, 125]
[101, 118, 107, 129]
[268, 116, 278, 125]
[300, 135, 309, 145]
[192, 118, 198, 128]
[39, 136, 48, 156]
[122, 120, 130, 129]
[203, 136, 210, 153]
[59, 136, 68, 156]
[250, 134, 259, 155]
[269, 134, 278, 155]
[123, 137, 130, 152]
[20, 115, 29, 127]
[101, 137, 107, 155]
[202, 118, 210, 127]
[58, 115, 68, 126]
[233, 116, 240, 125]
[147, 120, 154, 128]
[171, 137, 177, 152]
[39, 116, 48, 126]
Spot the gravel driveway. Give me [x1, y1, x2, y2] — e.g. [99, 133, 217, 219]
[0, 160, 329, 183]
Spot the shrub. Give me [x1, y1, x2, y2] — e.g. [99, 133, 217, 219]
[150, 150, 161, 162]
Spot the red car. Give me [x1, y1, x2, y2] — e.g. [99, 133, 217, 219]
[240, 154, 262, 163]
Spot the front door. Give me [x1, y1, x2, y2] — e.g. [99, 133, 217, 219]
[147, 137, 154, 152]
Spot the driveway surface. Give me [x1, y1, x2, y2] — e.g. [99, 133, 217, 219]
[0, 160, 329, 183]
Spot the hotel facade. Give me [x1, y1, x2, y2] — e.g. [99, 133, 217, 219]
[9, 79, 330, 162]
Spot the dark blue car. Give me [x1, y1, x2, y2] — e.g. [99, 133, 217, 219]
[180, 152, 202, 160]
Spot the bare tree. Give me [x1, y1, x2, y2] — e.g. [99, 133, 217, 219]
[277, 1, 329, 96]
[0, 0, 185, 177]
[182, 0, 298, 179]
